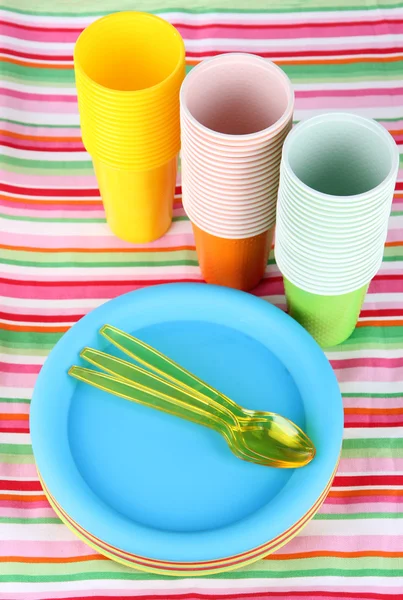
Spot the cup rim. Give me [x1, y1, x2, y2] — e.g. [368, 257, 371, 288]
[74, 11, 185, 97]
[281, 112, 399, 202]
[180, 53, 294, 142]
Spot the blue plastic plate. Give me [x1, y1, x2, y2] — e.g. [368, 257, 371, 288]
[30, 283, 342, 563]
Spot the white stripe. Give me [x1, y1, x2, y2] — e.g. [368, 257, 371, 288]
[1, 108, 80, 126]
[295, 106, 403, 121]
[2, 7, 403, 25]
[0, 354, 45, 365]
[1, 577, 403, 593]
[332, 485, 403, 491]
[343, 426, 403, 438]
[0, 264, 199, 277]
[1, 148, 88, 161]
[0, 387, 32, 400]
[0, 81, 78, 95]
[339, 381, 403, 393]
[293, 80, 403, 91]
[0, 218, 191, 236]
[0, 318, 73, 327]
[0, 523, 77, 541]
[303, 519, 403, 535]
[0, 432, 31, 444]
[0, 297, 107, 308]
[327, 348, 403, 359]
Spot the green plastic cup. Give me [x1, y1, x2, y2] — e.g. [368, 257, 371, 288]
[284, 278, 368, 347]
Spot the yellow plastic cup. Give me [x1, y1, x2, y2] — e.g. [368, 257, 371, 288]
[74, 11, 185, 168]
[93, 155, 178, 244]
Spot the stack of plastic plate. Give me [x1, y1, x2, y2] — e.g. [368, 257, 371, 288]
[30, 284, 343, 576]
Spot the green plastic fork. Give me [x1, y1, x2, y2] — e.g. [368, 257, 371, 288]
[68, 325, 315, 468]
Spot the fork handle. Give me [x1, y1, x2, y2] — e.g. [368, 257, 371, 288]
[68, 366, 233, 437]
[100, 325, 245, 420]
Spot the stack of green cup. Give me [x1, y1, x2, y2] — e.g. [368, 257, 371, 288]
[275, 113, 399, 347]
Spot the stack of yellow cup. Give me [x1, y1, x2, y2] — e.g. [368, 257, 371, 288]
[74, 11, 185, 243]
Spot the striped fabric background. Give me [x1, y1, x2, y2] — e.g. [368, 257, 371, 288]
[1, 0, 403, 598]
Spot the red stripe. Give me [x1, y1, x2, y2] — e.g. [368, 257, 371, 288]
[331, 357, 403, 368]
[1, 16, 402, 32]
[186, 48, 403, 59]
[0, 277, 203, 287]
[4, 46, 403, 62]
[0, 48, 72, 61]
[0, 479, 42, 491]
[0, 183, 99, 197]
[0, 426, 30, 433]
[361, 309, 403, 317]
[28, 593, 403, 600]
[345, 421, 403, 428]
[334, 475, 403, 487]
[0, 311, 83, 323]
[0, 141, 83, 152]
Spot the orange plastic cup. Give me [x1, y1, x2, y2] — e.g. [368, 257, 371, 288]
[93, 156, 177, 244]
[192, 222, 274, 291]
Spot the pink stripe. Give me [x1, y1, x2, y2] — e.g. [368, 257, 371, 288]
[0, 23, 81, 43]
[320, 502, 403, 514]
[339, 457, 403, 473]
[0, 204, 105, 218]
[343, 397, 403, 409]
[0, 539, 97, 557]
[0, 361, 41, 374]
[0, 122, 81, 137]
[0, 464, 37, 478]
[297, 94, 403, 110]
[0, 87, 77, 102]
[335, 366, 403, 382]
[0, 420, 29, 430]
[0, 231, 194, 249]
[0, 171, 96, 188]
[276, 534, 403, 553]
[0, 506, 56, 518]
[326, 495, 403, 505]
[1, 373, 39, 388]
[0, 402, 30, 414]
[0, 97, 78, 114]
[0, 136, 84, 150]
[344, 413, 403, 425]
[0, 500, 49, 509]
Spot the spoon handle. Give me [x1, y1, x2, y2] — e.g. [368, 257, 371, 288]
[72, 349, 236, 429]
[101, 324, 245, 419]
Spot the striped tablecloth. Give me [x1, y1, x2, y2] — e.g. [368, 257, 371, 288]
[1, 0, 403, 598]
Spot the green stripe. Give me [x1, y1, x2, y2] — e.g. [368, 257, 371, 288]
[0, 118, 77, 129]
[0, 397, 31, 403]
[0, 156, 89, 171]
[343, 438, 403, 449]
[2, 0, 403, 14]
[0, 259, 199, 267]
[0, 517, 61, 524]
[314, 512, 403, 519]
[0, 444, 33, 455]
[0, 453, 35, 464]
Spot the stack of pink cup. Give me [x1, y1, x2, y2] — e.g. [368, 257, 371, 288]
[180, 53, 294, 290]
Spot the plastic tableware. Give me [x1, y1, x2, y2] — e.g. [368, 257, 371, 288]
[74, 11, 185, 242]
[69, 328, 315, 468]
[284, 278, 368, 347]
[31, 284, 343, 574]
[93, 156, 177, 243]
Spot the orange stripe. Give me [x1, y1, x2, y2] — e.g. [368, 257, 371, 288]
[0, 57, 72, 69]
[0, 323, 69, 333]
[0, 243, 196, 254]
[329, 489, 403, 497]
[0, 130, 82, 143]
[0, 555, 105, 563]
[0, 195, 101, 206]
[356, 319, 403, 327]
[0, 413, 29, 421]
[266, 550, 403, 560]
[345, 407, 403, 415]
[386, 241, 403, 247]
[0, 494, 45, 501]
